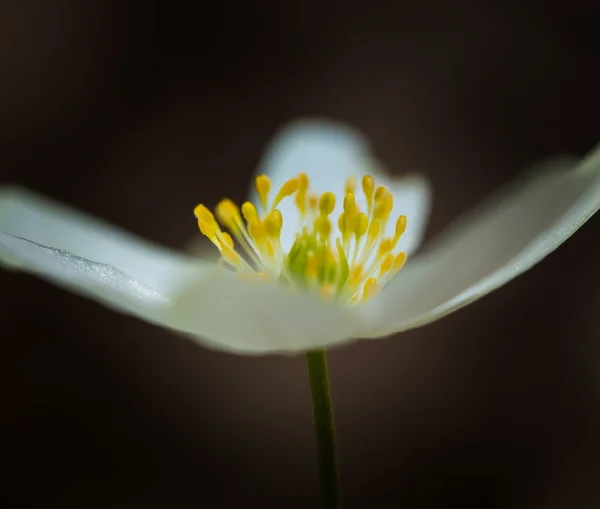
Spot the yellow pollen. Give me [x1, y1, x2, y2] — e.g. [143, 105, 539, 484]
[295, 173, 309, 215]
[377, 238, 394, 257]
[194, 171, 410, 305]
[367, 219, 381, 243]
[315, 216, 332, 239]
[394, 215, 407, 243]
[308, 194, 319, 213]
[355, 212, 368, 238]
[215, 199, 242, 230]
[393, 252, 407, 271]
[350, 265, 363, 283]
[241, 201, 258, 223]
[319, 192, 336, 216]
[255, 175, 271, 209]
[343, 192, 357, 215]
[248, 218, 267, 245]
[362, 277, 379, 301]
[271, 178, 299, 209]
[264, 210, 283, 238]
[298, 173, 309, 192]
[220, 232, 234, 249]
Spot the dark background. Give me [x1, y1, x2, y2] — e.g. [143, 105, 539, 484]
[1, 1, 599, 507]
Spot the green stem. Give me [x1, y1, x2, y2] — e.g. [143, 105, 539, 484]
[306, 349, 341, 509]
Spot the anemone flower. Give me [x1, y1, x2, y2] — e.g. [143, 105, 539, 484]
[1, 120, 599, 508]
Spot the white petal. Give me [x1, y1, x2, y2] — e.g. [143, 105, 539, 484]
[0, 186, 198, 289]
[0, 187, 361, 354]
[385, 174, 432, 256]
[167, 271, 362, 354]
[358, 146, 600, 338]
[0, 231, 174, 324]
[252, 119, 431, 255]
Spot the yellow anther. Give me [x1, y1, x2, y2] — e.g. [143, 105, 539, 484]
[248, 218, 267, 244]
[355, 212, 368, 237]
[308, 194, 319, 213]
[272, 178, 299, 208]
[373, 190, 393, 225]
[345, 176, 357, 194]
[315, 216, 332, 239]
[294, 173, 310, 215]
[295, 192, 306, 215]
[215, 199, 242, 229]
[379, 253, 394, 276]
[220, 232, 234, 249]
[194, 203, 215, 222]
[374, 186, 387, 202]
[298, 172, 309, 192]
[343, 192, 356, 214]
[265, 210, 283, 238]
[195, 205, 221, 239]
[394, 215, 407, 243]
[393, 252, 407, 272]
[350, 265, 363, 283]
[367, 219, 381, 243]
[362, 277, 379, 301]
[255, 175, 271, 209]
[377, 238, 394, 257]
[362, 175, 375, 212]
[241, 201, 258, 223]
[319, 192, 336, 216]
[197, 218, 218, 239]
[220, 248, 237, 264]
[337, 212, 346, 235]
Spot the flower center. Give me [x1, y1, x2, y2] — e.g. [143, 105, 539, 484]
[194, 173, 407, 304]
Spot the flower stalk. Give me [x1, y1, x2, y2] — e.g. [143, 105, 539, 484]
[306, 349, 341, 509]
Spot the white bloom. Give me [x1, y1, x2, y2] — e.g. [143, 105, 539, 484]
[0, 120, 598, 354]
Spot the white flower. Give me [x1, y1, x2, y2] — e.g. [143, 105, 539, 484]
[0, 120, 598, 354]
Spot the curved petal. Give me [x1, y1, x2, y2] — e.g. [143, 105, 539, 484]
[358, 146, 600, 338]
[0, 186, 198, 289]
[167, 271, 362, 354]
[252, 119, 431, 255]
[0, 231, 174, 324]
[0, 187, 361, 354]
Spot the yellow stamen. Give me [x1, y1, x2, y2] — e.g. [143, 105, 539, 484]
[295, 173, 309, 215]
[264, 210, 283, 238]
[319, 192, 336, 216]
[194, 171, 410, 305]
[393, 215, 407, 245]
[271, 178, 299, 209]
[241, 201, 258, 223]
[215, 199, 242, 231]
[362, 175, 374, 214]
[255, 175, 271, 210]
[379, 253, 394, 277]
[362, 277, 379, 301]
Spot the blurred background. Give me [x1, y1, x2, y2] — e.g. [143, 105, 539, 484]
[1, 1, 599, 507]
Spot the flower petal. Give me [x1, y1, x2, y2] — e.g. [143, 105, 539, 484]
[167, 271, 362, 354]
[0, 186, 199, 289]
[252, 119, 431, 254]
[0, 231, 173, 324]
[385, 174, 431, 256]
[0, 187, 362, 354]
[359, 146, 600, 338]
